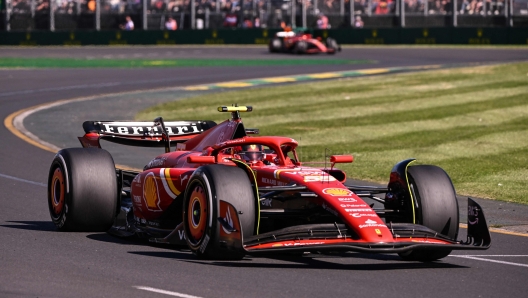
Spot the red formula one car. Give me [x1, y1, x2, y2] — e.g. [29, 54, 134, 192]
[268, 30, 340, 54]
[48, 106, 490, 261]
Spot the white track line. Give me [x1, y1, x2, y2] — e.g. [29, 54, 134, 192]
[134, 286, 203, 298]
[0, 173, 46, 187]
[449, 255, 528, 268]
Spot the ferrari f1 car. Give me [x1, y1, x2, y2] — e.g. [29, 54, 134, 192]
[48, 106, 490, 262]
[268, 30, 340, 54]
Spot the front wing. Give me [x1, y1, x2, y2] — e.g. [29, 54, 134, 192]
[218, 198, 491, 255]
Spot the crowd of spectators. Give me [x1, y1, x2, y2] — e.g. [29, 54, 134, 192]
[349, 0, 506, 15]
[3, 0, 517, 29]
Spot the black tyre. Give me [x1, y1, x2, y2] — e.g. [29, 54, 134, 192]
[293, 41, 307, 54]
[183, 164, 256, 260]
[48, 148, 118, 232]
[269, 38, 283, 53]
[325, 38, 338, 54]
[398, 165, 459, 262]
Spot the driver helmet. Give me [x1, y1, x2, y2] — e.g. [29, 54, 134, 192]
[240, 144, 264, 163]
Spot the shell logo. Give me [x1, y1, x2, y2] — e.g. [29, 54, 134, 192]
[323, 188, 353, 197]
[143, 173, 162, 211]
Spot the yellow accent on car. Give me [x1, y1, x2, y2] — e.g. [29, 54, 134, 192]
[217, 106, 253, 112]
[164, 168, 181, 196]
[405, 160, 417, 224]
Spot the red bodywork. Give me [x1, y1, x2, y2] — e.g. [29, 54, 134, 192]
[270, 31, 339, 54]
[79, 107, 490, 256]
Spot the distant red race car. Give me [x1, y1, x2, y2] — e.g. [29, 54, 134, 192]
[269, 30, 340, 54]
[48, 106, 490, 261]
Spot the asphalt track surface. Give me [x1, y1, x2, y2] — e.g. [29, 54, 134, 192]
[1, 46, 528, 298]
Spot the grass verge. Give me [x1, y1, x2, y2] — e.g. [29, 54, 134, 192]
[137, 62, 528, 204]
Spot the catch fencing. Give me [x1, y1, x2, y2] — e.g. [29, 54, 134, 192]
[1, 0, 527, 31]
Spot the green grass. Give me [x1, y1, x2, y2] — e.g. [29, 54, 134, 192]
[0, 57, 370, 68]
[137, 62, 528, 204]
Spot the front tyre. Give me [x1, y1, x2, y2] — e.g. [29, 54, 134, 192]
[48, 148, 118, 232]
[269, 38, 283, 53]
[183, 165, 256, 260]
[325, 38, 338, 54]
[398, 165, 459, 262]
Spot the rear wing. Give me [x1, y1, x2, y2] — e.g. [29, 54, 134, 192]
[78, 120, 216, 149]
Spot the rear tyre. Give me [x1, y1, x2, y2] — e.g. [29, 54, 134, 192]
[48, 148, 118, 232]
[183, 165, 256, 260]
[398, 165, 459, 262]
[294, 41, 308, 54]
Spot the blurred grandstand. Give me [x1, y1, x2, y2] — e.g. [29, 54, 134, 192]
[1, 0, 527, 31]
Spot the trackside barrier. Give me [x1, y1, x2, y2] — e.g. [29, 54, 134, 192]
[1, 28, 527, 46]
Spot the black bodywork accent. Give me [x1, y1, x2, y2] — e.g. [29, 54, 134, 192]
[385, 158, 416, 223]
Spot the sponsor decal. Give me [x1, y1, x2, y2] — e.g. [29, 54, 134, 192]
[322, 202, 339, 217]
[273, 170, 336, 182]
[340, 204, 367, 208]
[146, 157, 167, 168]
[96, 121, 202, 136]
[178, 230, 186, 240]
[304, 175, 336, 182]
[147, 220, 160, 227]
[349, 213, 377, 218]
[468, 205, 479, 225]
[218, 138, 246, 147]
[272, 244, 284, 247]
[283, 241, 325, 246]
[337, 197, 357, 202]
[411, 239, 446, 244]
[323, 188, 354, 197]
[143, 172, 162, 211]
[261, 177, 288, 186]
[221, 206, 234, 234]
[176, 143, 186, 151]
[359, 219, 387, 229]
[261, 198, 272, 207]
[133, 195, 142, 203]
[375, 229, 382, 236]
[345, 208, 372, 212]
[273, 168, 301, 179]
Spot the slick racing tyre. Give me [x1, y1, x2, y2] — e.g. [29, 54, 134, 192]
[269, 38, 283, 53]
[183, 164, 256, 260]
[398, 165, 459, 262]
[48, 148, 118, 232]
[294, 41, 308, 54]
[325, 38, 339, 54]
